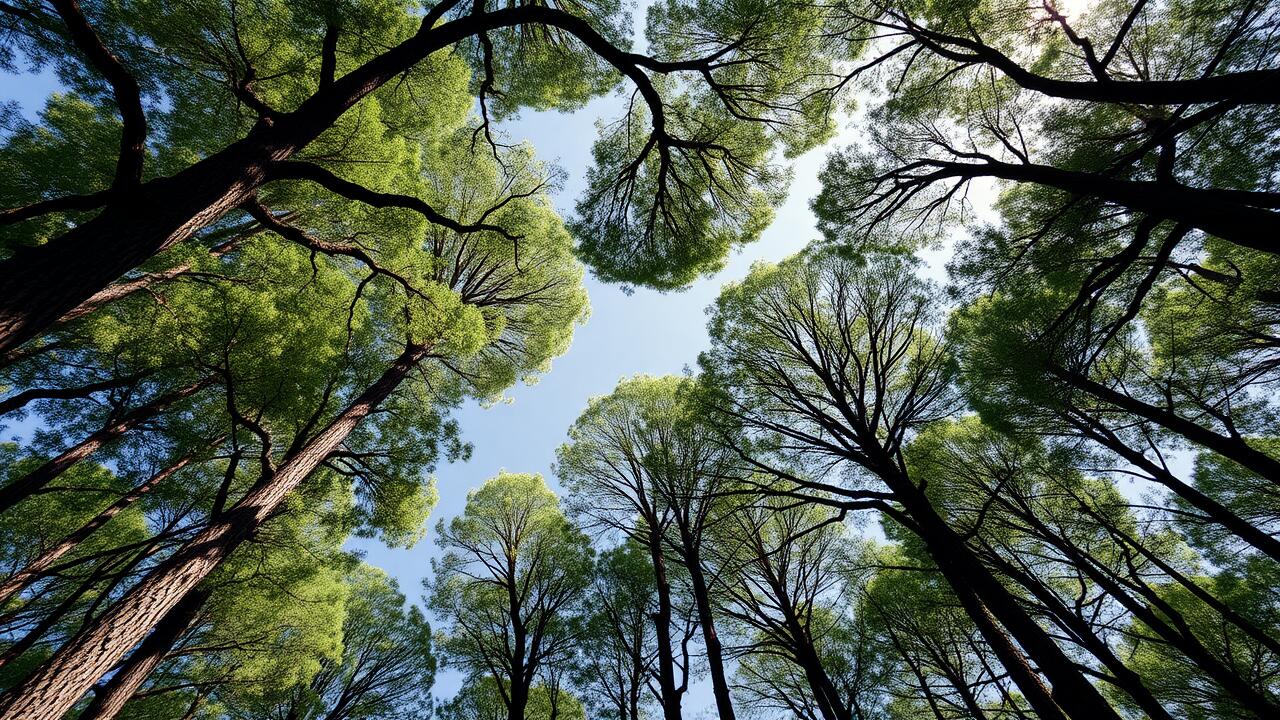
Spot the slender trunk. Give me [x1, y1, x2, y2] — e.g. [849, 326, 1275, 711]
[0, 450, 201, 605]
[77, 587, 211, 720]
[0, 343, 430, 720]
[1055, 367, 1280, 484]
[791, 638, 849, 720]
[647, 532, 684, 720]
[1021, 508, 1280, 716]
[508, 683, 529, 720]
[1075, 417, 1280, 562]
[507, 548, 530, 720]
[0, 376, 211, 514]
[979, 544, 1176, 720]
[886, 475, 1122, 720]
[679, 541, 735, 720]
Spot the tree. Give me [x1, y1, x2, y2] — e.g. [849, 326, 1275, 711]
[716, 497, 885, 720]
[228, 565, 436, 720]
[428, 472, 592, 720]
[0, 0, 836, 352]
[813, 0, 1279, 255]
[575, 543, 660, 720]
[557, 375, 738, 720]
[700, 246, 1124, 720]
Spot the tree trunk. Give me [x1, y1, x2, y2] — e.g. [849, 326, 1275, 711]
[0, 376, 211, 514]
[0, 342, 430, 720]
[1074, 417, 1280, 562]
[679, 541, 736, 720]
[647, 532, 684, 720]
[978, 543, 1176, 720]
[1055, 367, 1280, 485]
[885, 473, 1123, 720]
[1019, 504, 1280, 716]
[0, 449, 201, 606]
[77, 586, 211, 720]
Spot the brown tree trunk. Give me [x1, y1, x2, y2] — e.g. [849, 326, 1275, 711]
[0, 376, 211, 513]
[0, 342, 430, 720]
[77, 586, 211, 720]
[0, 449, 202, 605]
[48, 222, 262, 332]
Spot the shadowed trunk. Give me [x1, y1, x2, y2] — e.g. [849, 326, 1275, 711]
[77, 587, 212, 720]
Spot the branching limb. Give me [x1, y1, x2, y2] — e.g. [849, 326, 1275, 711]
[49, 0, 146, 187]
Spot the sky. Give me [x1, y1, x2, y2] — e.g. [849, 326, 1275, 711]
[0, 7, 954, 712]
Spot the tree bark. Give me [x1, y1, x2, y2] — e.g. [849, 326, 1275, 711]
[77, 587, 212, 720]
[0, 342, 430, 720]
[0, 376, 211, 514]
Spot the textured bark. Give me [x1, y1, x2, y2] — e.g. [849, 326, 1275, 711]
[0, 343, 430, 720]
[0, 376, 212, 513]
[0, 450, 200, 605]
[77, 587, 211, 720]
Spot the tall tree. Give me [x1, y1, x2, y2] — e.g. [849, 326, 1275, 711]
[428, 472, 592, 720]
[700, 246, 1124, 720]
[557, 375, 738, 720]
[0, 129, 588, 717]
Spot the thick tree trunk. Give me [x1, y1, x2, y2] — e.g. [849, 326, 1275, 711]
[0, 376, 211, 514]
[77, 587, 211, 720]
[0, 135, 289, 356]
[0, 343, 430, 720]
[0, 450, 200, 606]
[680, 542, 736, 720]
